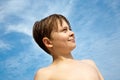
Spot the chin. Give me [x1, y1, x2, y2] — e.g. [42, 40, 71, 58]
[70, 45, 76, 51]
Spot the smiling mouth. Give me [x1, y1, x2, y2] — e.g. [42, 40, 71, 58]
[68, 39, 75, 42]
[68, 36, 75, 42]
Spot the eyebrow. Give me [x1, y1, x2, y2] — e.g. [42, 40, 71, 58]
[61, 26, 72, 31]
[64, 26, 72, 30]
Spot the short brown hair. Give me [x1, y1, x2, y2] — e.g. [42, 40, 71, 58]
[33, 14, 71, 55]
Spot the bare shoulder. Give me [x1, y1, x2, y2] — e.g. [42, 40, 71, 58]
[34, 67, 51, 80]
[81, 59, 97, 67]
[80, 59, 104, 80]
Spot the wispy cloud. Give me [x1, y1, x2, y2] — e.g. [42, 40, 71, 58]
[42, 0, 74, 17]
[5, 23, 32, 36]
[0, 0, 29, 22]
[0, 0, 120, 80]
[2, 42, 51, 79]
[0, 0, 33, 36]
[1, 0, 75, 36]
[0, 40, 12, 51]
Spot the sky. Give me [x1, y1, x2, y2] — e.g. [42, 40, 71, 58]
[0, 0, 120, 80]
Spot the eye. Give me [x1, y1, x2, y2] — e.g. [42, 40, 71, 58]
[63, 28, 67, 32]
[62, 27, 71, 33]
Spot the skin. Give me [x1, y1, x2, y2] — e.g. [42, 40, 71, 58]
[34, 20, 104, 80]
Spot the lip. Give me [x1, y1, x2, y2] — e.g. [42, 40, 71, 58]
[68, 39, 75, 43]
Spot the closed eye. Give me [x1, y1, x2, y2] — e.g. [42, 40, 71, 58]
[62, 26, 72, 32]
[63, 28, 67, 32]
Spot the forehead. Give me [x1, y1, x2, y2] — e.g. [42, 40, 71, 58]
[55, 19, 70, 31]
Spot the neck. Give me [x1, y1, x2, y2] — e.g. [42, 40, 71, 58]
[52, 53, 73, 64]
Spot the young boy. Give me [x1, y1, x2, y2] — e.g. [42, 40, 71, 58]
[33, 14, 104, 80]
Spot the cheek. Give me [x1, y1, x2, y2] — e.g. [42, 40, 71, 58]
[52, 36, 68, 46]
[53, 34, 68, 41]
[54, 37, 67, 44]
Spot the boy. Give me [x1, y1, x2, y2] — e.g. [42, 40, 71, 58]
[33, 14, 104, 80]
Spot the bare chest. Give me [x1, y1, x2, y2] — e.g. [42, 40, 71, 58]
[50, 65, 100, 80]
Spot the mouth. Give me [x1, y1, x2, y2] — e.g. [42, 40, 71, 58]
[68, 36, 75, 42]
[68, 39, 75, 43]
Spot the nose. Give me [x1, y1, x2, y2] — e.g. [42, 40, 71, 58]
[69, 30, 74, 37]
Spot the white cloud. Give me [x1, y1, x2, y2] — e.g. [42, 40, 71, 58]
[3, 41, 51, 80]
[0, 40, 12, 51]
[2, 0, 75, 37]
[0, 0, 37, 36]
[5, 23, 32, 36]
[0, 0, 29, 22]
[1, 0, 120, 80]
[35, 0, 75, 18]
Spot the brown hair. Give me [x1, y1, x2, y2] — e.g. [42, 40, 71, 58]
[33, 14, 71, 55]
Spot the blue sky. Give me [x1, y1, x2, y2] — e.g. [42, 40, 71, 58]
[0, 0, 120, 80]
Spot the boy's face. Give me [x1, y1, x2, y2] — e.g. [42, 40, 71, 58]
[50, 20, 76, 54]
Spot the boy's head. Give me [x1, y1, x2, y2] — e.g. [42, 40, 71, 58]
[33, 14, 71, 55]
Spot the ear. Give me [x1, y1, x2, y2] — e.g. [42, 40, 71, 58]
[42, 37, 53, 48]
